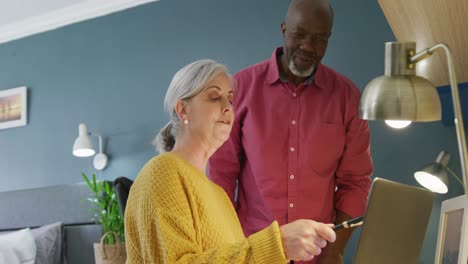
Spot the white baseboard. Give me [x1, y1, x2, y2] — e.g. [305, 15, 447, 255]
[0, 0, 158, 45]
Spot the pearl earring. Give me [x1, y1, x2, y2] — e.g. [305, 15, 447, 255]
[184, 119, 189, 125]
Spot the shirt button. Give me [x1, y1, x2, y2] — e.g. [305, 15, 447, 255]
[290, 175, 295, 180]
[290, 147, 295, 152]
[289, 203, 294, 208]
[292, 92, 297, 97]
[291, 120, 296, 125]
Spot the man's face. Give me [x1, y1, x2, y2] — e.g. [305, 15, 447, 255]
[281, 7, 332, 77]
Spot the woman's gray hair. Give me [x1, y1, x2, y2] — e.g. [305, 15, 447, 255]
[153, 59, 232, 153]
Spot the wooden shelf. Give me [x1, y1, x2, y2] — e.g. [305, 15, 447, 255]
[378, 0, 468, 87]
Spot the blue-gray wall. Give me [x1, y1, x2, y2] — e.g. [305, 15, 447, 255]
[0, 0, 465, 263]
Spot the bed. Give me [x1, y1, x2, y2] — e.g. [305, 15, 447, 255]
[0, 182, 103, 264]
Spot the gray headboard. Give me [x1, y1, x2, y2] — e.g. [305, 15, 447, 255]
[0, 182, 103, 264]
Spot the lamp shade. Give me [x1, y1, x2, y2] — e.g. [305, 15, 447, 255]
[360, 75, 441, 121]
[72, 123, 95, 157]
[414, 151, 451, 193]
[414, 163, 449, 194]
[359, 42, 442, 122]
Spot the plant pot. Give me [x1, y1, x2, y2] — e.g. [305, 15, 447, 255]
[93, 231, 127, 264]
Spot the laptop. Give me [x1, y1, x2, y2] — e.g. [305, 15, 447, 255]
[353, 177, 435, 264]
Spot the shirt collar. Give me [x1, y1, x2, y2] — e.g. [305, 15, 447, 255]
[266, 47, 326, 90]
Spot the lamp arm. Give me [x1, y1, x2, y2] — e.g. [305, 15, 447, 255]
[97, 135, 104, 154]
[412, 43, 468, 194]
[446, 167, 466, 191]
[410, 48, 433, 63]
[89, 132, 104, 154]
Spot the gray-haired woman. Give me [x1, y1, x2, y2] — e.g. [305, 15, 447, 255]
[124, 59, 336, 263]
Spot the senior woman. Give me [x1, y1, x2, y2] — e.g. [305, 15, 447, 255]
[124, 59, 336, 263]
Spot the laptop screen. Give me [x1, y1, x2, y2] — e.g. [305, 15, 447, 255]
[353, 177, 434, 264]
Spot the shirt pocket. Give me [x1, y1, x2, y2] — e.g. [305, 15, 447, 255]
[307, 123, 345, 176]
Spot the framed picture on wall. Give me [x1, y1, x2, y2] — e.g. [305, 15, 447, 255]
[434, 195, 468, 264]
[0, 86, 27, 130]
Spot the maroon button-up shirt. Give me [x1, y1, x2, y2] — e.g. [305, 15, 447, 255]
[209, 47, 372, 247]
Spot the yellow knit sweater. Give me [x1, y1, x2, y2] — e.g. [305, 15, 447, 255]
[125, 152, 287, 263]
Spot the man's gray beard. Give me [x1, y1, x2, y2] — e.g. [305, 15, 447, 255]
[289, 59, 315, 77]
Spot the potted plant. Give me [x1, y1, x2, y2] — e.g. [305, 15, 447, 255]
[82, 173, 126, 263]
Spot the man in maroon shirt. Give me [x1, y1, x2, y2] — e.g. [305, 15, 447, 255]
[209, 0, 373, 263]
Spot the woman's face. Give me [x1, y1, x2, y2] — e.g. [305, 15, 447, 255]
[184, 73, 234, 149]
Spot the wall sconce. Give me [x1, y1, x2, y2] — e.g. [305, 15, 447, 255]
[72, 123, 109, 170]
[414, 151, 465, 194]
[359, 42, 468, 195]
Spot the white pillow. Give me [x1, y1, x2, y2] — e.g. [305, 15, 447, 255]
[0, 228, 36, 264]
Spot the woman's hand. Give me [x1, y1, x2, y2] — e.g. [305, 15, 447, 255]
[279, 220, 336, 261]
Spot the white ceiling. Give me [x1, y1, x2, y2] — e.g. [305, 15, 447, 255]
[0, 0, 84, 26]
[0, 0, 158, 45]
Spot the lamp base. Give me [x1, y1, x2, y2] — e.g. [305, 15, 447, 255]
[93, 153, 108, 171]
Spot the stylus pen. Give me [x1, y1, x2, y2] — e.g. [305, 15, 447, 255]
[332, 216, 364, 231]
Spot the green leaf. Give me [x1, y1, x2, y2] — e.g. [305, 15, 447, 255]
[92, 174, 97, 191]
[82, 173, 93, 189]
